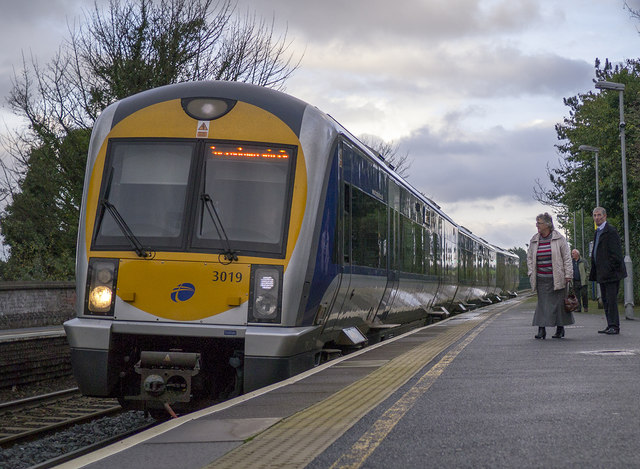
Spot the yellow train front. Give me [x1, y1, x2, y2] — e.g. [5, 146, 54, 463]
[64, 82, 322, 413]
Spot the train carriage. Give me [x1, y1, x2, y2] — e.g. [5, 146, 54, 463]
[64, 81, 518, 414]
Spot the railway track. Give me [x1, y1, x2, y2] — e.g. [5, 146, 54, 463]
[0, 388, 122, 446]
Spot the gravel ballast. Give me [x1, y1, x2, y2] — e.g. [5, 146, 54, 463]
[0, 411, 154, 468]
[1, 378, 155, 468]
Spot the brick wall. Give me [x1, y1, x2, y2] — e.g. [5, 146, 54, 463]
[0, 281, 76, 329]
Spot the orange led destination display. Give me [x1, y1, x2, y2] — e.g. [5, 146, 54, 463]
[209, 144, 291, 160]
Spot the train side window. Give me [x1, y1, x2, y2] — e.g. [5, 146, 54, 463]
[414, 222, 424, 273]
[351, 187, 387, 268]
[344, 183, 351, 214]
[343, 183, 351, 264]
[390, 209, 400, 271]
[432, 231, 440, 276]
[342, 143, 353, 183]
[400, 216, 413, 273]
[424, 227, 432, 275]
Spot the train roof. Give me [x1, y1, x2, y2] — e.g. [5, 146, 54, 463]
[110, 81, 310, 135]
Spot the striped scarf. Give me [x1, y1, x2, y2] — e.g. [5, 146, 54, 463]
[536, 234, 553, 277]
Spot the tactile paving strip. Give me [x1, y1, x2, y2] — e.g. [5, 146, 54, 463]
[205, 301, 517, 469]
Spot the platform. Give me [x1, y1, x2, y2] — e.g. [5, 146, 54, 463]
[60, 295, 640, 468]
[0, 325, 65, 342]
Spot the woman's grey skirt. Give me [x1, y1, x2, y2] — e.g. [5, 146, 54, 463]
[532, 275, 575, 327]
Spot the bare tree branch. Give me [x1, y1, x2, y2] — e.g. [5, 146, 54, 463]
[359, 134, 413, 178]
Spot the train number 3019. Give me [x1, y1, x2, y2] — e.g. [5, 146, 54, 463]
[212, 271, 243, 282]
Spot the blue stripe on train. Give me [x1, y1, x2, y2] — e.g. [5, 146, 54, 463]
[302, 154, 340, 325]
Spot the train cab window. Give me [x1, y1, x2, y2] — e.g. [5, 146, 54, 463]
[93, 140, 196, 250]
[193, 142, 295, 256]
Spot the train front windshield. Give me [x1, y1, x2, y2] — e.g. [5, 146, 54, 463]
[92, 139, 296, 256]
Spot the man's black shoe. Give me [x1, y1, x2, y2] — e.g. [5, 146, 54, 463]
[598, 328, 610, 334]
[604, 328, 620, 335]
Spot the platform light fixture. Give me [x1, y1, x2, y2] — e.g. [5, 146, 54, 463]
[595, 80, 626, 91]
[594, 80, 634, 320]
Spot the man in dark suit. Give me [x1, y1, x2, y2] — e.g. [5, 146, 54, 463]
[589, 207, 627, 334]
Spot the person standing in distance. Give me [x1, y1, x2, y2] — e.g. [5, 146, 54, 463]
[589, 207, 627, 335]
[571, 249, 589, 312]
[527, 213, 574, 339]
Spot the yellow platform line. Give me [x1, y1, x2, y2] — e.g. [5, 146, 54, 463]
[329, 309, 500, 469]
[205, 302, 515, 469]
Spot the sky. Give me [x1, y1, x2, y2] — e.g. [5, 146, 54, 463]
[1, 0, 640, 254]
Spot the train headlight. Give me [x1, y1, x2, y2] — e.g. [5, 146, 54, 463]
[249, 265, 283, 323]
[255, 293, 277, 317]
[89, 286, 113, 311]
[85, 258, 118, 316]
[181, 98, 236, 120]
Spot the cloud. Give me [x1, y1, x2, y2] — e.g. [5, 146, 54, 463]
[0, 1, 78, 102]
[243, 0, 546, 43]
[401, 121, 558, 204]
[284, 40, 594, 150]
[423, 46, 593, 98]
[443, 195, 548, 248]
[295, 40, 593, 101]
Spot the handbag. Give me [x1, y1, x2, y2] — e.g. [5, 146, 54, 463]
[564, 283, 579, 313]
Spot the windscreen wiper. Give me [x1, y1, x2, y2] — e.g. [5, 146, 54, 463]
[101, 200, 152, 258]
[201, 193, 238, 263]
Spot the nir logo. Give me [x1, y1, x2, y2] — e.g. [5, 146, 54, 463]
[171, 283, 196, 302]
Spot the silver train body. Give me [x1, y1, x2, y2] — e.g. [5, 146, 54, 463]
[64, 81, 519, 412]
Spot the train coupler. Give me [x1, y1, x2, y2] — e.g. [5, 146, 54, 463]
[127, 351, 201, 404]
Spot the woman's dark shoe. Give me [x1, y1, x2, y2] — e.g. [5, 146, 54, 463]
[535, 327, 546, 339]
[552, 326, 565, 339]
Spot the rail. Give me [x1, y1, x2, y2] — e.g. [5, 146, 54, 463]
[0, 389, 121, 446]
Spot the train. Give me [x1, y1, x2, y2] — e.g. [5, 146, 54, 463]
[63, 81, 519, 415]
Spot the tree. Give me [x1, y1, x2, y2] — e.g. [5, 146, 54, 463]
[358, 134, 412, 178]
[75, 0, 300, 118]
[537, 58, 640, 300]
[0, 131, 89, 279]
[0, 0, 300, 280]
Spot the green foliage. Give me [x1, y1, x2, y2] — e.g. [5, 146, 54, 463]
[543, 58, 640, 301]
[0, 130, 89, 279]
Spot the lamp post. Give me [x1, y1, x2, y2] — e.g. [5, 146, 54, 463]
[595, 80, 634, 319]
[581, 208, 585, 257]
[578, 145, 599, 207]
[579, 145, 602, 301]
